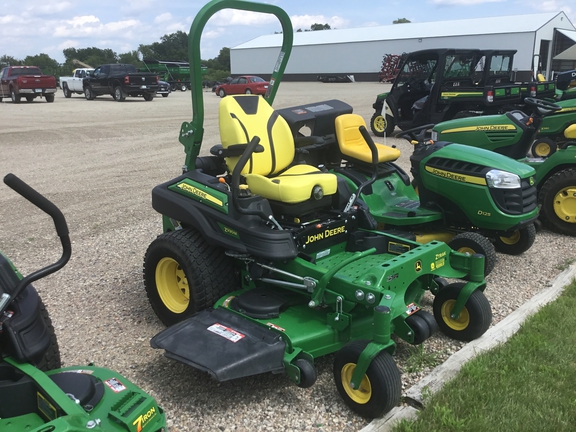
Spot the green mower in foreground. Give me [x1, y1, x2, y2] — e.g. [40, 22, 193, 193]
[144, 0, 493, 419]
[1, 174, 166, 432]
[432, 97, 576, 236]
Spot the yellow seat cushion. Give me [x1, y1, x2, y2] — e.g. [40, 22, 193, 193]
[219, 95, 338, 204]
[245, 165, 337, 204]
[335, 113, 401, 163]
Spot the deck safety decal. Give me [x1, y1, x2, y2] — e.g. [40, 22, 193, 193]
[104, 377, 127, 393]
[207, 323, 245, 343]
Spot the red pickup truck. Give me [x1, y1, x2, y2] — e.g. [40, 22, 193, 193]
[0, 66, 57, 103]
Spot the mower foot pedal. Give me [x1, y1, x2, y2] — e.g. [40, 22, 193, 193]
[151, 308, 286, 382]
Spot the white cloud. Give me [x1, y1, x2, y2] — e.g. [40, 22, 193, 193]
[290, 14, 350, 30]
[154, 13, 172, 24]
[210, 9, 277, 26]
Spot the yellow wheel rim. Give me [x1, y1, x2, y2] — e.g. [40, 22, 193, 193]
[553, 186, 576, 223]
[499, 230, 520, 245]
[533, 142, 551, 157]
[155, 257, 190, 314]
[373, 115, 385, 133]
[341, 363, 372, 404]
[457, 246, 476, 255]
[441, 299, 470, 331]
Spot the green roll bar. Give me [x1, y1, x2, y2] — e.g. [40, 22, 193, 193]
[180, 0, 294, 170]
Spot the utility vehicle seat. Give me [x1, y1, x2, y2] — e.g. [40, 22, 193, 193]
[335, 114, 401, 163]
[219, 95, 337, 204]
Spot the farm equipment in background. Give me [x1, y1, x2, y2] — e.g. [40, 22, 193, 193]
[0, 174, 167, 432]
[143, 59, 206, 91]
[142, 0, 495, 419]
[378, 53, 404, 83]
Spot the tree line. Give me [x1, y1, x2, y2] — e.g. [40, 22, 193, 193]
[0, 31, 231, 83]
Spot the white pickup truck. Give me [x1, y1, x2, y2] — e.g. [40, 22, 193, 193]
[59, 68, 94, 98]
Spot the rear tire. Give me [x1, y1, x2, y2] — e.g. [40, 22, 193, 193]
[539, 168, 576, 236]
[62, 83, 72, 98]
[218, 88, 226, 98]
[10, 88, 21, 103]
[433, 283, 492, 341]
[448, 232, 497, 276]
[245, 88, 252, 94]
[143, 229, 238, 326]
[181, 84, 187, 92]
[334, 340, 401, 418]
[45, 94, 55, 103]
[493, 224, 536, 255]
[531, 137, 557, 158]
[113, 86, 126, 102]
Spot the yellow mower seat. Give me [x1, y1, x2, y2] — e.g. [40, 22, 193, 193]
[335, 114, 401, 164]
[219, 95, 337, 204]
[565, 124, 576, 140]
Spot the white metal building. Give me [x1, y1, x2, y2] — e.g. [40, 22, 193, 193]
[231, 12, 576, 81]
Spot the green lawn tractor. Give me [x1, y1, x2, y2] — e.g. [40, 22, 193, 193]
[278, 101, 540, 276]
[143, 0, 493, 419]
[1, 174, 167, 432]
[432, 97, 576, 236]
[554, 69, 576, 101]
[529, 98, 576, 157]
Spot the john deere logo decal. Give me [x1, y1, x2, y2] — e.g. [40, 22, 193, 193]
[529, 177, 535, 186]
[415, 260, 422, 272]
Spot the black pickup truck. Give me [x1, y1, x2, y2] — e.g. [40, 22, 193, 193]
[83, 64, 159, 101]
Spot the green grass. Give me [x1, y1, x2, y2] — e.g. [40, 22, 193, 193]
[393, 279, 576, 432]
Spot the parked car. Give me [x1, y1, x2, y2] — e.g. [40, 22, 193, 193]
[157, 80, 171, 97]
[214, 75, 269, 97]
[0, 66, 57, 103]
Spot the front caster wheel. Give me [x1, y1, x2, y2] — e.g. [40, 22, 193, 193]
[433, 283, 492, 341]
[448, 232, 497, 276]
[531, 137, 557, 158]
[493, 224, 536, 255]
[295, 358, 317, 388]
[143, 229, 238, 326]
[334, 340, 401, 418]
[369, 112, 394, 137]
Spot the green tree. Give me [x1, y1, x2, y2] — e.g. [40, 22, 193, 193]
[62, 47, 118, 73]
[118, 50, 143, 68]
[393, 18, 411, 24]
[23, 53, 60, 76]
[0, 55, 22, 68]
[138, 31, 188, 60]
[310, 23, 331, 31]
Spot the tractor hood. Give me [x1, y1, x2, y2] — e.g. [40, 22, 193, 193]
[423, 142, 536, 178]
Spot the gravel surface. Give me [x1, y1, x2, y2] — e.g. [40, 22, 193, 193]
[1, 83, 574, 431]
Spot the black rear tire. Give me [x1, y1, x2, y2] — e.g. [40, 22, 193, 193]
[539, 168, 576, 236]
[143, 229, 238, 326]
[493, 224, 536, 255]
[448, 232, 497, 276]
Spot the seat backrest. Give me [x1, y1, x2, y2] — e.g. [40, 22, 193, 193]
[219, 95, 295, 176]
[335, 113, 369, 154]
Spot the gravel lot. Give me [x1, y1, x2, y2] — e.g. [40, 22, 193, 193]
[1, 84, 574, 431]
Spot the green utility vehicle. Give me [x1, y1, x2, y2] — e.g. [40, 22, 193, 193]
[369, 49, 522, 137]
[1, 174, 166, 432]
[143, 0, 494, 419]
[432, 97, 576, 236]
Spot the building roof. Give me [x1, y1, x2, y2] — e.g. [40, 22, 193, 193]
[233, 12, 570, 50]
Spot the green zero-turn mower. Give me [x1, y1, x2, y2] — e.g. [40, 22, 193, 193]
[432, 97, 576, 236]
[143, 0, 493, 419]
[0, 174, 167, 432]
[276, 105, 539, 275]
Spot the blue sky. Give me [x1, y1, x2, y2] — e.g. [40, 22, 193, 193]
[0, 0, 574, 63]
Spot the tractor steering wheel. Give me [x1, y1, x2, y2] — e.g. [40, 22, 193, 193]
[393, 124, 435, 143]
[524, 97, 561, 112]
